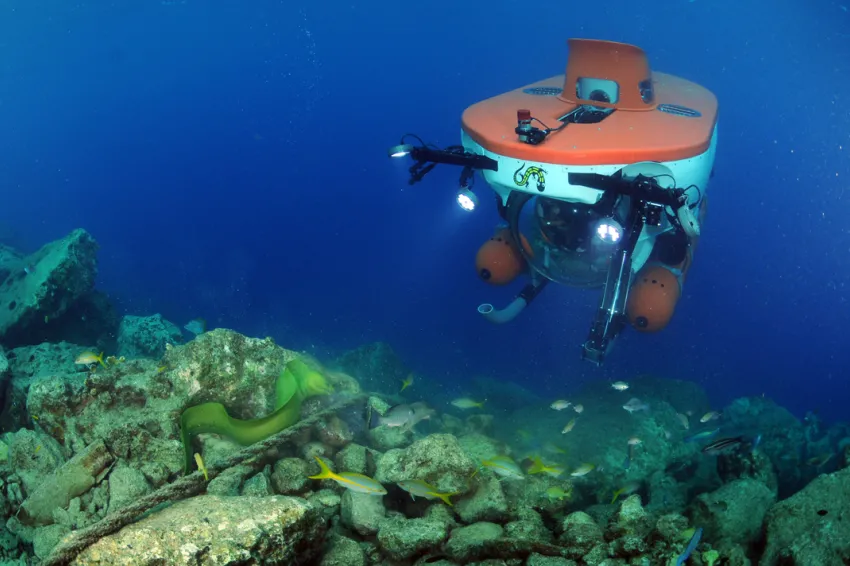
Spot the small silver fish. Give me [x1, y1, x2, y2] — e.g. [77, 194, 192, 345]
[622, 398, 650, 413]
[369, 404, 415, 429]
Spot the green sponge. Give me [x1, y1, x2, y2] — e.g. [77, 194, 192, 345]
[180, 358, 333, 474]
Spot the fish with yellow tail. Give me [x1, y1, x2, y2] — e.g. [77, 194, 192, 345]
[194, 453, 208, 481]
[397, 479, 458, 506]
[400, 373, 414, 393]
[308, 456, 387, 495]
[75, 351, 107, 369]
[478, 455, 524, 480]
[528, 456, 565, 478]
[545, 486, 571, 502]
[611, 480, 641, 504]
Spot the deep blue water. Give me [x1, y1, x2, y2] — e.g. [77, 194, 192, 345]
[1, 1, 848, 422]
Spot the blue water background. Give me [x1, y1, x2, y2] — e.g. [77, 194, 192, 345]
[0, 1, 848, 422]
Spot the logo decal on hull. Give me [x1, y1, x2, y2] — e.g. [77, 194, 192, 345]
[514, 164, 547, 192]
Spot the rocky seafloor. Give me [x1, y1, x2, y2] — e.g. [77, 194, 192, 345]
[0, 230, 848, 566]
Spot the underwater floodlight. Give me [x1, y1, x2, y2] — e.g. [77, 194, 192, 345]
[456, 188, 479, 211]
[388, 144, 414, 158]
[595, 219, 623, 243]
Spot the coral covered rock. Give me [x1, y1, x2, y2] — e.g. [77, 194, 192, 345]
[444, 521, 504, 563]
[340, 491, 386, 536]
[319, 534, 366, 566]
[71, 495, 325, 565]
[376, 517, 448, 561]
[455, 475, 511, 523]
[0, 229, 99, 348]
[271, 458, 310, 495]
[375, 434, 476, 494]
[690, 478, 775, 547]
[558, 511, 604, 557]
[116, 314, 182, 359]
[761, 465, 850, 564]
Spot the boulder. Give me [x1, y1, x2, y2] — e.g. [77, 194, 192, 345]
[376, 517, 448, 561]
[375, 434, 476, 495]
[690, 478, 775, 547]
[71, 495, 325, 565]
[0, 229, 99, 348]
[340, 490, 385, 536]
[761, 466, 850, 565]
[116, 314, 182, 359]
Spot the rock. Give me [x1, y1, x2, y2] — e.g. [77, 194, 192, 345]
[690, 478, 775, 547]
[44, 290, 119, 354]
[315, 414, 354, 448]
[0, 346, 9, 387]
[25, 330, 323, 473]
[503, 475, 571, 515]
[106, 464, 151, 515]
[206, 465, 254, 496]
[301, 442, 333, 462]
[717, 448, 779, 496]
[425, 502, 459, 530]
[271, 458, 310, 495]
[0, 341, 81, 431]
[761, 465, 850, 565]
[33, 523, 70, 559]
[335, 443, 367, 474]
[653, 513, 689, 544]
[0, 523, 20, 553]
[241, 472, 272, 496]
[368, 425, 413, 450]
[527, 555, 578, 566]
[457, 433, 505, 463]
[504, 508, 552, 543]
[376, 517, 449, 561]
[333, 342, 409, 394]
[375, 434, 476, 494]
[445, 521, 504, 563]
[608, 494, 653, 539]
[0, 229, 99, 348]
[6, 428, 65, 496]
[558, 512, 604, 558]
[18, 439, 114, 526]
[163, 330, 298, 418]
[455, 476, 510, 523]
[306, 489, 341, 520]
[320, 534, 366, 566]
[340, 490, 386, 536]
[116, 314, 182, 359]
[71, 495, 325, 565]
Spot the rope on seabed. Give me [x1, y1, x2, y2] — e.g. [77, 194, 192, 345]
[41, 393, 369, 566]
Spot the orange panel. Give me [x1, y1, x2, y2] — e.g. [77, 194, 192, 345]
[461, 40, 718, 166]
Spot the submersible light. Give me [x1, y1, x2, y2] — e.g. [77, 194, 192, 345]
[456, 188, 479, 211]
[595, 219, 623, 243]
[387, 144, 413, 158]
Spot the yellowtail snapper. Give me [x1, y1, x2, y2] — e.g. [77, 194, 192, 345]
[396, 479, 457, 506]
[308, 456, 387, 495]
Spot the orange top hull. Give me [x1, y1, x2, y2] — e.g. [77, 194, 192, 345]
[461, 40, 718, 166]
